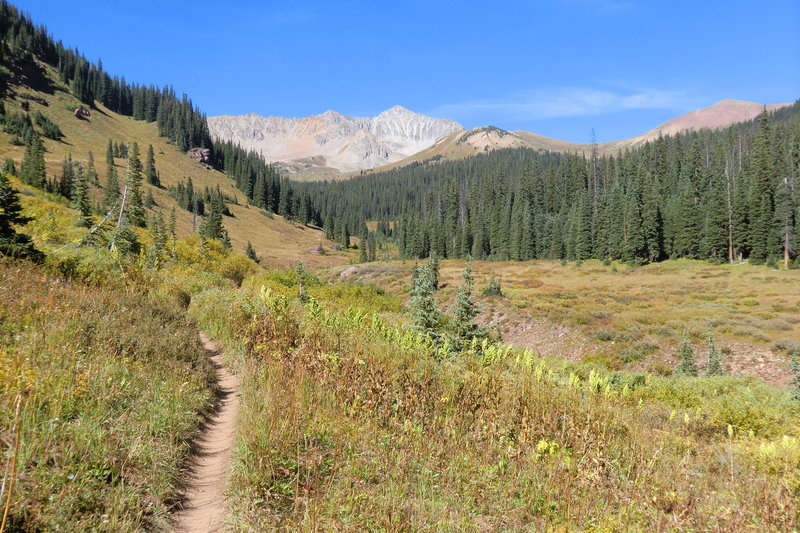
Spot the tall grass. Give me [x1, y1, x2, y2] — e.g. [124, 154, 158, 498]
[194, 271, 800, 531]
[0, 259, 216, 531]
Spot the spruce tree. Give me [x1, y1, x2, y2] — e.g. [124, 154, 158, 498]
[148, 210, 166, 269]
[167, 205, 177, 258]
[199, 194, 229, 245]
[59, 155, 75, 197]
[705, 329, 723, 376]
[410, 264, 441, 342]
[749, 110, 776, 263]
[104, 153, 120, 210]
[245, 240, 258, 263]
[86, 151, 98, 185]
[127, 143, 146, 227]
[452, 264, 488, 351]
[427, 251, 440, 290]
[19, 135, 45, 188]
[71, 164, 91, 226]
[0, 172, 41, 260]
[791, 349, 800, 401]
[676, 333, 698, 376]
[145, 144, 159, 186]
[359, 223, 368, 263]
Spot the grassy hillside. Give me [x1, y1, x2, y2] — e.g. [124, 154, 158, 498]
[0, 61, 348, 268]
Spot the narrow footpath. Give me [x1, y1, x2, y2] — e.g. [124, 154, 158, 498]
[172, 332, 241, 533]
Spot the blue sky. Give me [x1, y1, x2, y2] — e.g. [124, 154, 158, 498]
[14, 0, 800, 142]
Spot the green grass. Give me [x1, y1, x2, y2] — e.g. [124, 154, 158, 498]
[0, 259, 216, 531]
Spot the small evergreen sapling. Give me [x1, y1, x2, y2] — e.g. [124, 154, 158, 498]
[705, 329, 723, 376]
[245, 241, 259, 263]
[676, 333, 698, 376]
[427, 252, 440, 290]
[410, 264, 441, 342]
[452, 264, 488, 351]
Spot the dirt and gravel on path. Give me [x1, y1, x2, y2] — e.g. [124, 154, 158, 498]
[172, 332, 241, 533]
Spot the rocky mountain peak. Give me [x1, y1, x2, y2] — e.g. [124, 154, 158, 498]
[208, 106, 463, 174]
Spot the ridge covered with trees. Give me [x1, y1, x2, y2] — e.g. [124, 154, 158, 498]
[306, 103, 800, 266]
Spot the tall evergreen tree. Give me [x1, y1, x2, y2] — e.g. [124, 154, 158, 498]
[749, 110, 777, 263]
[145, 144, 159, 186]
[0, 172, 41, 260]
[19, 134, 45, 188]
[127, 142, 146, 227]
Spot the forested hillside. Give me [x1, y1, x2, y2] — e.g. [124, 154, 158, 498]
[309, 103, 800, 266]
[0, 1, 339, 264]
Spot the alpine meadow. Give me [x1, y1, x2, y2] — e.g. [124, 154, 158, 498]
[1, 1, 800, 532]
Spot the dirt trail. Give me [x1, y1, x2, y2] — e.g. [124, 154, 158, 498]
[173, 332, 241, 533]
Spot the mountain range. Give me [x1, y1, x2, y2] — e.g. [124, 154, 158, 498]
[210, 100, 789, 179]
[208, 106, 462, 178]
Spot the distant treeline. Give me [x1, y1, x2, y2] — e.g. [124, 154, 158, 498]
[304, 103, 800, 265]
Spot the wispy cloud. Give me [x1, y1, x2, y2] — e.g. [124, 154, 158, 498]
[429, 86, 689, 123]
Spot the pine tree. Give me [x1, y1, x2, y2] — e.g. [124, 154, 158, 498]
[168, 205, 177, 258]
[147, 210, 166, 269]
[427, 251, 440, 290]
[705, 329, 723, 376]
[0, 172, 41, 260]
[452, 264, 488, 351]
[19, 134, 45, 188]
[676, 333, 698, 376]
[245, 240, 258, 263]
[71, 163, 91, 226]
[127, 143, 146, 227]
[410, 264, 441, 342]
[145, 144, 159, 186]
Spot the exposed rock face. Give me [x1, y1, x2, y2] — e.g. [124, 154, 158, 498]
[188, 147, 211, 163]
[208, 106, 463, 173]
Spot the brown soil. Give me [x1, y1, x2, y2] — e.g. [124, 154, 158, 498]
[172, 332, 240, 532]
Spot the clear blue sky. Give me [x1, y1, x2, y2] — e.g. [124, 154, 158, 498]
[14, 0, 800, 142]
